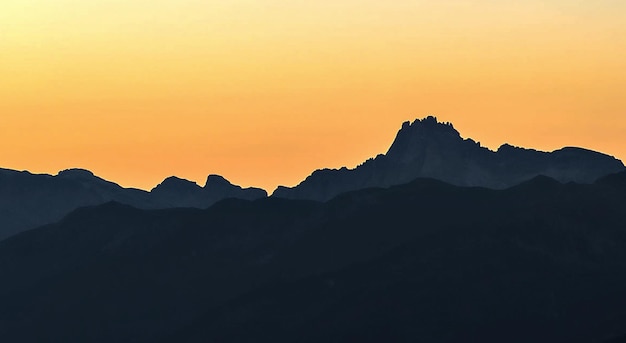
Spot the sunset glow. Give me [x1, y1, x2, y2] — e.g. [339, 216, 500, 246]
[2, 0, 625, 191]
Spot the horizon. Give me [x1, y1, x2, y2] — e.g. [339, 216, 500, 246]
[2, 1, 625, 191]
[3, 116, 624, 193]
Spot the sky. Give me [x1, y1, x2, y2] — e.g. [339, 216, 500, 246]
[1, 0, 625, 192]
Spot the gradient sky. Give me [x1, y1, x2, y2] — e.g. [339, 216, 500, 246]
[1, 0, 625, 192]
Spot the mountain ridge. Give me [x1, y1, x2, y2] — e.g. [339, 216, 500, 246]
[273, 116, 625, 200]
[2, 172, 626, 342]
[2, 116, 624, 239]
[0, 169, 266, 240]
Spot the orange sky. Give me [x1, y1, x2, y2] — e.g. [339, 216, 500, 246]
[1, 1, 625, 192]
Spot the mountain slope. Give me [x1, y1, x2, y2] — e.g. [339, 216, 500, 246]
[273, 116, 625, 201]
[0, 168, 267, 240]
[1, 174, 626, 342]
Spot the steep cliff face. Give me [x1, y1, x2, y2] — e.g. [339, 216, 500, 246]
[273, 116, 625, 201]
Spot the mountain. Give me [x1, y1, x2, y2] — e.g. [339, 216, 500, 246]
[0, 168, 267, 241]
[3, 116, 622, 238]
[1, 174, 626, 342]
[273, 116, 625, 201]
[151, 174, 267, 208]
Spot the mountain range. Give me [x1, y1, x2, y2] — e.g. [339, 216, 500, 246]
[274, 116, 625, 201]
[1, 117, 623, 241]
[2, 116, 626, 342]
[1, 172, 626, 342]
[0, 168, 266, 240]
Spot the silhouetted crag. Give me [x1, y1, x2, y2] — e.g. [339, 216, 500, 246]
[1, 174, 626, 342]
[273, 116, 625, 201]
[151, 174, 266, 208]
[0, 168, 267, 240]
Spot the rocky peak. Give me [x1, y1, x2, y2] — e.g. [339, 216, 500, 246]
[152, 176, 201, 193]
[204, 174, 234, 188]
[273, 116, 625, 202]
[386, 116, 463, 162]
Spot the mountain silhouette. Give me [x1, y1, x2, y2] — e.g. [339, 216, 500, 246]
[151, 174, 266, 208]
[273, 116, 625, 201]
[2, 117, 623, 239]
[0, 168, 267, 240]
[1, 174, 626, 342]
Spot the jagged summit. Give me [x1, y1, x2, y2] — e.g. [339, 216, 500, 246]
[392, 116, 460, 144]
[400, 116, 456, 131]
[386, 116, 478, 164]
[273, 116, 625, 201]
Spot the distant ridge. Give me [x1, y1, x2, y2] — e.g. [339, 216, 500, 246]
[1, 116, 624, 239]
[273, 116, 625, 201]
[151, 174, 267, 208]
[0, 169, 267, 240]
